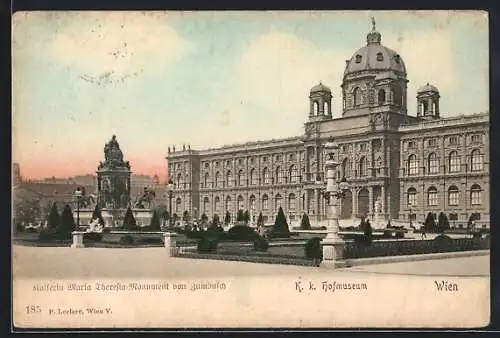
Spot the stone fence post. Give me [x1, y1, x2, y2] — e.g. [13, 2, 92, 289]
[71, 231, 85, 248]
[163, 232, 178, 256]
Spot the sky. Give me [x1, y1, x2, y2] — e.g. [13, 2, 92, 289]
[12, 10, 489, 182]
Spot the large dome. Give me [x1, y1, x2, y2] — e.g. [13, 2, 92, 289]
[343, 20, 406, 78]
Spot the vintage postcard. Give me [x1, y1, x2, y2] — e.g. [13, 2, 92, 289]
[12, 10, 490, 329]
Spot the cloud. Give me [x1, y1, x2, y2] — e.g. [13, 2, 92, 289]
[383, 26, 456, 92]
[50, 12, 193, 77]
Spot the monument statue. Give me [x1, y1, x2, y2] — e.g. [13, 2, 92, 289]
[97, 135, 131, 209]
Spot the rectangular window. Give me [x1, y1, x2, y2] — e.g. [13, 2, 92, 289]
[449, 136, 458, 145]
[449, 213, 458, 221]
[262, 199, 269, 210]
[428, 191, 438, 206]
[471, 134, 481, 143]
[448, 191, 459, 206]
[428, 157, 439, 174]
[360, 143, 367, 152]
[471, 191, 481, 205]
[407, 194, 417, 207]
[408, 158, 418, 176]
[427, 138, 437, 147]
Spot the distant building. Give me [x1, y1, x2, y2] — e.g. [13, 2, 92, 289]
[12, 163, 21, 185]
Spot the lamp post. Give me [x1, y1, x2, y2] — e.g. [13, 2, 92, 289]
[319, 139, 350, 266]
[167, 179, 174, 226]
[74, 187, 83, 229]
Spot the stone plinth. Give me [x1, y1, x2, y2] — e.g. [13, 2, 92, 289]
[163, 232, 178, 256]
[321, 236, 345, 268]
[71, 231, 85, 248]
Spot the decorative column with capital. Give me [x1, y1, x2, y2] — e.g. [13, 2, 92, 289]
[320, 139, 349, 268]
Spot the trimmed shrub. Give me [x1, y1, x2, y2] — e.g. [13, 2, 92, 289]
[83, 232, 103, 244]
[305, 237, 323, 262]
[135, 237, 163, 245]
[186, 230, 205, 239]
[300, 213, 311, 230]
[227, 225, 259, 241]
[39, 229, 65, 241]
[253, 236, 269, 252]
[102, 227, 111, 233]
[197, 237, 218, 253]
[119, 235, 135, 245]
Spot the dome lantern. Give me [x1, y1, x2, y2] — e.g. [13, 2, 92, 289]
[366, 16, 382, 45]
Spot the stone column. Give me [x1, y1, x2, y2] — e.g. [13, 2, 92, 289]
[163, 232, 178, 257]
[369, 186, 374, 219]
[313, 189, 318, 221]
[352, 187, 358, 219]
[381, 185, 386, 217]
[71, 231, 85, 248]
[428, 97, 433, 114]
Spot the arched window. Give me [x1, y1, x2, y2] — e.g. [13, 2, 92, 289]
[204, 172, 209, 188]
[408, 154, 418, 175]
[275, 194, 282, 210]
[353, 87, 362, 106]
[249, 195, 256, 211]
[203, 197, 209, 213]
[289, 165, 298, 183]
[323, 101, 329, 115]
[342, 158, 351, 178]
[359, 157, 367, 177]
[448, 186, 459, 206]
[449, 151, 460, 173]
[225, 196, 232, 211]
[215, 171, 221, 188]
[471, 184, 482, 205]
[471, 149, 483, 171]
[392, 86, 402, 106]
[378, 89, 386, 105]
[262, 195, 269, 210]
[427, 186, 438, 206]
[250, 168, 257, 185]
[428, 153, 439, 174]
[263, 167, 270, 185]
[238, 169, 245, 186]
[407, 187, 417, 206]
[175, 198, 182, 213]
[226, 170, 233, 187]
[214, 196, 220, 213]
[288, 193, 296, 210]
[376, 52, 384, 61]
[313, 101, 319, 115]
[276, 166, 284, 184]
[237, 195, 244, 211]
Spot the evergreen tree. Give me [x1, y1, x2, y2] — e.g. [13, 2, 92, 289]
[182, 210, 190, 222]
[47, 202, 60, 230]
[123, 207, 137, 230]
[363, 219, 373, 237]
[91, 203, 105, 226]
[212, 214, 220, 227]
[257, 212, 264, 227]
[273, 206, 290, 233]
[437, 212, 450, 233]
[236, 209, 244, 222]
[300, 213, 311, 230]
[201, 213, 209, 224]
[224, 211, 231, 225]
[149, 210, 161, 230]
[243, 210, 250, 224]
[58, 204, 76, 237]
[424, 212, 436, 232]
[172, 213, 178, 224]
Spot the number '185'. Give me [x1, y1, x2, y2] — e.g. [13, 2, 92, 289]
[26, 305, 41, 314]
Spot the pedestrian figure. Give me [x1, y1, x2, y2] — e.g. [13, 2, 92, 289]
[421, 229, 426, 240]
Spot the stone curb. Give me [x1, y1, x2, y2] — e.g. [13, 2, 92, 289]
[334, 250, 490, 268]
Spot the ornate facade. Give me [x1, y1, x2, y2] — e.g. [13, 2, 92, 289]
[166, 20, 490, 228]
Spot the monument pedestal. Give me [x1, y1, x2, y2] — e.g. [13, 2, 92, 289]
[321, 235, 345, 268]
[71, 231, 85, 248]
[163, 232, 178, 257]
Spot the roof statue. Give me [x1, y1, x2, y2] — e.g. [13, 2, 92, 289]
[100, 135, 129, 169]
[371, 16, 376, 31]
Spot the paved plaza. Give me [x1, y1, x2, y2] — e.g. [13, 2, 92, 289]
[12, 245, 489, 279]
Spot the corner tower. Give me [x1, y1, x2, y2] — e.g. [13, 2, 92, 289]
[416, 83, 440, 119]
[308, 82, 333, 122]
[341, 18, 408, 118]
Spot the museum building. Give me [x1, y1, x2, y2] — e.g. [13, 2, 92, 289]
[166, 22, 489, 228]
